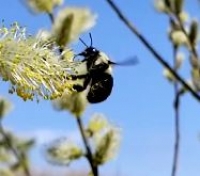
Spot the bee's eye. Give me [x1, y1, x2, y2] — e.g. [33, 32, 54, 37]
[88, 48, 96, 53]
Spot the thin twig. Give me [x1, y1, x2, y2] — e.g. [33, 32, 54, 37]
[48, 10, 95, 174]
[76, 116, 98, 176]
[105, 0, 200, 102]
[0, 122, 31, 176]
[171, 46, 180, 176]
[48, 12, 54, 23]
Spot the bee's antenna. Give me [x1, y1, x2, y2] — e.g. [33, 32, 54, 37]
[89, 33, 93, 46]
[79, 37, 88, 47]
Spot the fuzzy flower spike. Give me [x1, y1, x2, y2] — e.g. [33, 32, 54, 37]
[0, 23, 76, 101]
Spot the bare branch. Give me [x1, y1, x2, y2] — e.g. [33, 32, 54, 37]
[105, 0, 200, 102]
[48, 12, 55, 23]
[171, 45, 181, 176]
[0, 122, 31, 176]
[76, 116, 98, 176]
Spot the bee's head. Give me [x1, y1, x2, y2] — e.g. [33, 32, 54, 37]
[77, 33, 99, 59]
[78, 47, 99, 58]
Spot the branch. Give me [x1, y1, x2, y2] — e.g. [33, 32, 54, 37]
[171, 46, 180, 176]
[172, 91, 181, 176]
[0, 122, 31, 176]
[105, 0, 200, 102]
[176, 15, 198, 58]
[76, 116, 98, 176]
[48, 12, 54, 23]
[48, 10, 97, 174]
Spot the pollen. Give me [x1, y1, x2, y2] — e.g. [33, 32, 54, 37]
[0, 23, 75, 101]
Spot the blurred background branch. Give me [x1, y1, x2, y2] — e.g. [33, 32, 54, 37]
[171, 45, 180, 176]
[105, 0, 200, 102]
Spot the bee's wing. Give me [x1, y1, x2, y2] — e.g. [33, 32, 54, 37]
[109, 57, 138, 66]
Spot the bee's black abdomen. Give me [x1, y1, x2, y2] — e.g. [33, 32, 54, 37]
[87, 73, 113, 103]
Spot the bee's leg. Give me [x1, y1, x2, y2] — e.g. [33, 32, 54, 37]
[70, 74, 88, 80]
[73, 76, 91, 92]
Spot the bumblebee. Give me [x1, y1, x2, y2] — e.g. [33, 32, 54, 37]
[71, 34, 137, 103]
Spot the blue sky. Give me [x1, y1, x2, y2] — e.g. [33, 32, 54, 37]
[1, 0, 200, 176]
